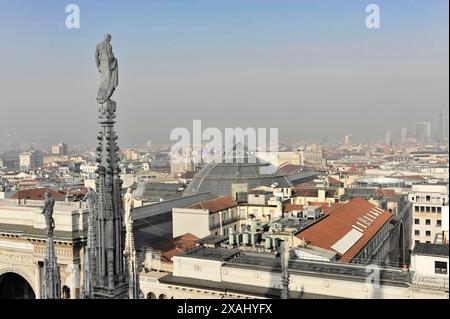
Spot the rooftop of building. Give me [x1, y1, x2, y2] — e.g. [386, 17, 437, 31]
[10, 187, 66, 201]
[188, 196, 237, 213]
[292, 188, 338, 198]
[158, 273, 342, 299]
[180, 245, 239, 261]
[295, 197, 392, 262]
[0, 222, 84, 243]
[150, 232, 199, 262]
[413, 243, 449, 258]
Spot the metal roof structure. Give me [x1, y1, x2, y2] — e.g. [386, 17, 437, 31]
[184, 150, 292, 197]
[0, 222, 83, 242]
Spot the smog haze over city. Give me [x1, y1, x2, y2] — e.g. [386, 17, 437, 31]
[0, 0, 449, 307]
[0, 0, 448, 149]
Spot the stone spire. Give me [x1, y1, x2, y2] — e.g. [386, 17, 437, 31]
[124, 216, 140, 298]
[88, 34, 128, 298]
[82, 188, 96, 298]
[123, 188, 140, 298]
[91, 99, 128, 299]
[41, 191, 61, 299]
[42, 236, 61, 299]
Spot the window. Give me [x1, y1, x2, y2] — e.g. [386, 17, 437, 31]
[435, 261, 448, 275]
[415, 230, 420, 236]
[425, 206, 431, 213]
[415, 206, 419, 212]
[414, 219, 420, 225]
[432, 207, 436, 213]
[426, 195, 431, 202]
[426, 219, 431, 225]
[437, 220, 442, 227]
[426, 231, 431, 237]
[437, 207, 442, 213]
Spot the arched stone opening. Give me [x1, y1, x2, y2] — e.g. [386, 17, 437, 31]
[0, 272, 36, 299]
[62, 285, 71, 299]
[147, 292, 157, 299]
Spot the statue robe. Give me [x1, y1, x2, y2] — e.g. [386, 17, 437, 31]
[95, 40, 118, 104]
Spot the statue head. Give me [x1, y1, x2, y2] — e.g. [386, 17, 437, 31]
[127, 187, 132, 194]
[44, 191, 51, 199]
[104, 33, 112, 43]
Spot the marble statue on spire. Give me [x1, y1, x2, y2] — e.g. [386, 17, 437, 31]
[41, 191, 61, 299]
[90, 34, 129, 298]
[95, 33, 118, 104]
[42, 191, 55, 237]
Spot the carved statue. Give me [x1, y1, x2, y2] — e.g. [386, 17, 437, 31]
[95, 33, 118, 104]
[123, 188, 134, 227]
[83, 186, 96, 210]
[42, 191, 56, 237]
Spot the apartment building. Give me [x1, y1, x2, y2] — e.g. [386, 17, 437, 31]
[409, 183, 449, 248]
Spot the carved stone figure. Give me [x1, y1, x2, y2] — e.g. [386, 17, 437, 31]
[123, 188, 134, 227]
[83, 186, 96, 210]
[42, 191, 56, 237]
[95, 33, 118, 104]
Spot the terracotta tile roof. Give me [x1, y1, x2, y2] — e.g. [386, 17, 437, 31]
[293, 188, 319, 197]
[375, 189, 396, 198]
[322, 202, 344, 214]
[295, 197, 392, 262]
[293, 181, 316, 188]
[306, 201, 344, 214]
[151, 233, 198, 262]
[284, 204, 304, 213]
[189, 196, 237, 213]
[11, 188, 66, 201]
[278, 163, 301, 175]
[328, 176, 343, 186]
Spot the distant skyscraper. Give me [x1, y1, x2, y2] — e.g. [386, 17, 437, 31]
[384, 129, 392, 146]
[19, 150, 43, 170]
[437, 110, 449, 142]
[344, 135, 351, 145]
[401, 127, 408, 144]
[415, 122, 432, 143]
[51, 143, 69, 155]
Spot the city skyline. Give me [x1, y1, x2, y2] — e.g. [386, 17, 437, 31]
[0, 1, 448, 148]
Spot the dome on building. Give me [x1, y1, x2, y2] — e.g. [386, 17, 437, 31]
[183, 147, 292, 197]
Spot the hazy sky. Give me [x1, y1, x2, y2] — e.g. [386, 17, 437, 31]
[0, 0, 448, 148]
